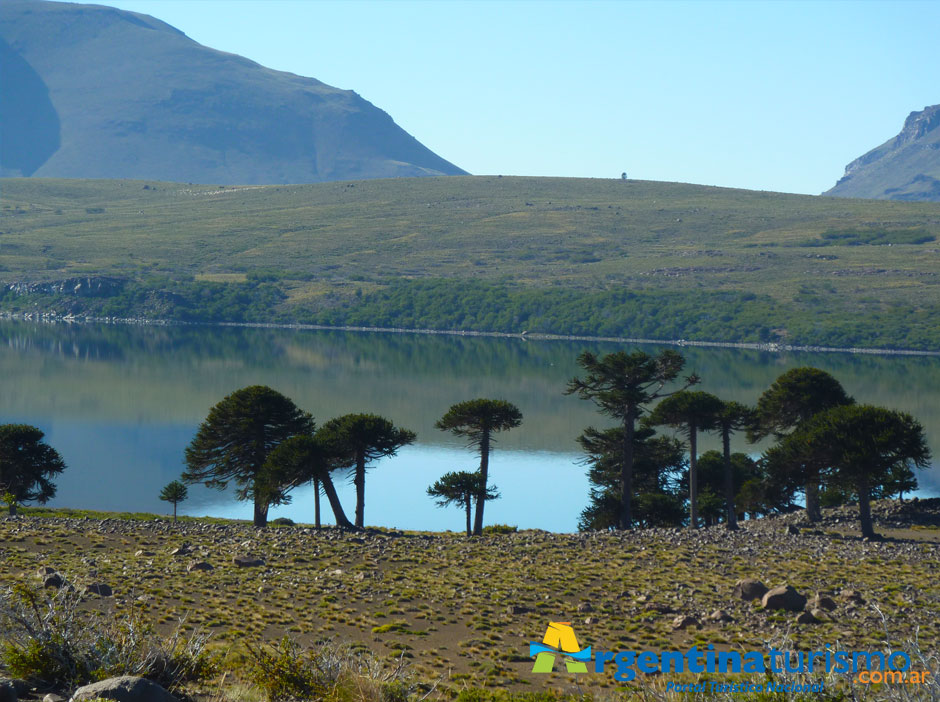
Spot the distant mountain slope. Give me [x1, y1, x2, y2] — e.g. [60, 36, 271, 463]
[825, 104, 940, 201]
[0, 0, 466, 184]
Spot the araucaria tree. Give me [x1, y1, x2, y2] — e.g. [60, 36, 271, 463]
[318, 414, 416, 529]
[771, 405, 930, 538]
[183, 385, 314, 527]
[159, 480, 188, 523]
[714, 401, 756, 530]
[752, 367, 853, 521]
[436, 399, 522, 536]
[262, 433, 354, 529]
[566, 350, 697, 530]
[427, 471, 499, 536]
[0, 424, 66, 516]
[647, 390, 723, 529]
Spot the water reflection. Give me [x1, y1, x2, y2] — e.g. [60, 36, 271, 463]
[2, 320, 938, 531]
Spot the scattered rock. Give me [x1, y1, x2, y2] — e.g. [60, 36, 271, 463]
[710, 609, 734, 622]
[37, 566, 57, 577]
[810, 595, 837, 611]
[762, 585, 807, 612]
[583, 616, 596, 625]
[508, 605, 530, 615]
[354, 571, 366, 582]
[810, 608, 830, 622]
[577, 603, 594, 613]
[732, 578, 768, 601]
[71, 675, 177, 702]
[43, 694, 66, 702]
[43, 573, 66, 589]
[840, 588, 865, 604]
[232, 556, 265, 568]
[187, 561, 213, 572]
[672, 615, 699, 630]
[644, 603, 675, 614]
[784, 525, 801, 535]
[795, 611, 818, 624]
[86, 583, 113, 597]
[169, 545, 192, 557]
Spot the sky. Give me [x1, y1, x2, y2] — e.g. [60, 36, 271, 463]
[59, 0, 939, 194]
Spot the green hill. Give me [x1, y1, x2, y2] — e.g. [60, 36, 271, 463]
[0, 0, 465, 183]
[3, 176, 940, 350]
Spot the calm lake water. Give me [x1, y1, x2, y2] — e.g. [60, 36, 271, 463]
[2, 321, 939, 532]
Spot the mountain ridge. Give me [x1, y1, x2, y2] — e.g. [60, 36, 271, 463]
[825, 104, 940, 201]
[0, 0, 466, 184]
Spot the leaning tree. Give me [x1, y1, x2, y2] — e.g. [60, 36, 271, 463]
[565, 349, 698, 530]
[436, 399, 522, 536]
[318, 414, 416, 529]
[0, 424, 66, 516]
[183, 385, 314, 527]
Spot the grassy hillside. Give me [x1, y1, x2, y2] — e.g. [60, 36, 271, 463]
[3, 176, 940, 349]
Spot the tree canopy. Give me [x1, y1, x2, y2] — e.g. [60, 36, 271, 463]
[318, 414, 416, 528]
[436, 399, 522, 535]
[565, 350, 697, 530]
[0, 424, 66, 516]
[182, 385, 314, 527]
[427, 470, 499, 536]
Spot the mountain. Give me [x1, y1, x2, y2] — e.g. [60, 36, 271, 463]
[0, 0, 466, 184]
[824, 104, 940, 201]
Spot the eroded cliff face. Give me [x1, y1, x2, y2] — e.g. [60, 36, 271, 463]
[825, 104, 940, 202]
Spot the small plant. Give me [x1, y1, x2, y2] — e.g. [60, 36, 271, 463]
[158, 480, 188, 522]
[482, 524, 517, 535]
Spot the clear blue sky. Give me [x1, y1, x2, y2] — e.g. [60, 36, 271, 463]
[63, 0, 939, 195]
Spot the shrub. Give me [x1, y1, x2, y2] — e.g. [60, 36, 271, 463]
[0, 582, 215, 690]
[482, 524, 517, 535]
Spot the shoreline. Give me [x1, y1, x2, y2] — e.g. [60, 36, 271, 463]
[3, 310, 940, 357]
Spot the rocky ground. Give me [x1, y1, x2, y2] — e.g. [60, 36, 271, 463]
[0, 501, 938, 699]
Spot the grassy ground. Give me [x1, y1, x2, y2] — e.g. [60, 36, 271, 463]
[1, 504, 938, 699]
[4, 176, 940, 349]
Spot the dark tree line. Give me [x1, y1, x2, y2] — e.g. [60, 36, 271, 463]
[571, 352, 931, 538]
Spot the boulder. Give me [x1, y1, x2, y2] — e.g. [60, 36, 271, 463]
[44, 695, 66, 702]
[810, 595, 837, 611]
[732, 578, 768, 601]
[784, 525, 801, 535]
[43, 573, 66, 589]
[577, 603, 594, 613]
[840, 589, 865, 604]
[508, 605, 530, 615]
[37, 566, 58, 577]
[671, 615, 699, 630]
[86, 583, 113, 597]
[232, 556, 265, 568]
[795, 611, 818, 624]
[761, 585, 807, 612]
[709, 609, 734, 622]
[71, 676, 177, 702]
[0, 680, 17, 702]
[187, 561, 213, 573]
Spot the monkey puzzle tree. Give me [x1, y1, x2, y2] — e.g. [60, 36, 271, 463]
[647, 390, 724, 529]
[565, 349, 697, 530]
[183, 385, 314, 528]
[318, 414, 416, 529]
[751, 367, 853, 522]
[261, 433, 354, 529]
[772, 405, 930, 538]
[427, 470, 500, 536]
[436, 399, 522, 536]
[158, 480, 188, 523]
[576, 424, 687, 530]
[0, 424, 66, 516]
[714, 401, 756, 530]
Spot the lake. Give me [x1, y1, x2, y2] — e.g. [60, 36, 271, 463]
[2, 320, 938, 532]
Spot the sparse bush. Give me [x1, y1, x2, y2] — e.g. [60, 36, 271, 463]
[482, 524, 517, 535]
[0, 582, 215, 690]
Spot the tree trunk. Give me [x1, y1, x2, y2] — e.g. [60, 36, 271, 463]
[858, 474, 876, 539]
[321, 472, 354, 529]
[722, 428, 738, 530]
[253, 497, 269, 528]
[689, 422, 699, 529]
[620, 408, 637, 530]
[354, 450, 366, 528]
[805, 479, 821, 522]
[465, 496, 472, 537]
[314, 477, 321, 530]
[473, 430, 491, 536]
[173, 503, 178, 523]
[9, 501, 17, 517]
